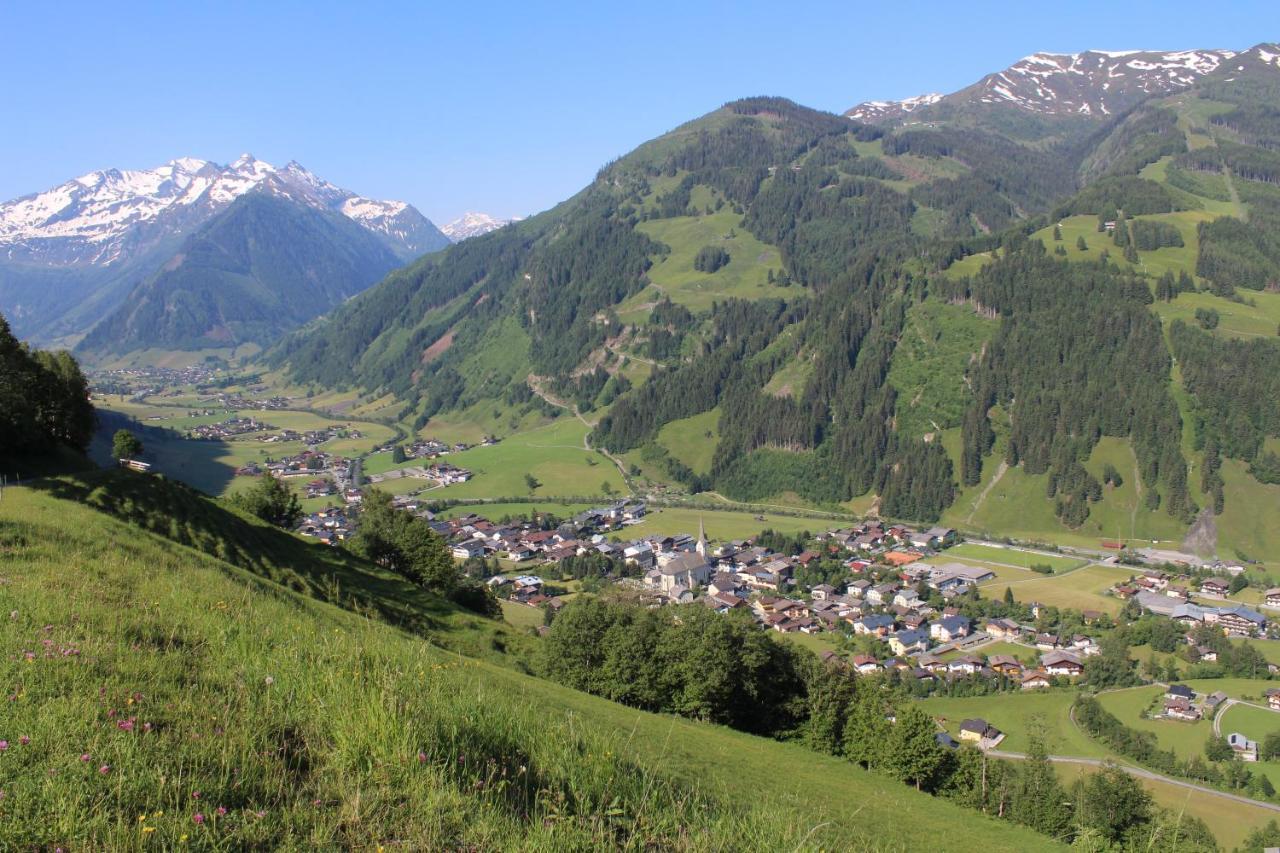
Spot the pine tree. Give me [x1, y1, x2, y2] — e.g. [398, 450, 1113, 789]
[1077, 235, 1088, 251]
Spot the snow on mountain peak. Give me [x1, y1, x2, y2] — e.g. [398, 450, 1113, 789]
[846, 47, 1245, 122]
[441, 211, 521, 242]
[0, 156, 433, 266]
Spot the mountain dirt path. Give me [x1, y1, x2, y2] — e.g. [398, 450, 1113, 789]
[527, 375, 634, 491]
[966, 459, 1008, 524]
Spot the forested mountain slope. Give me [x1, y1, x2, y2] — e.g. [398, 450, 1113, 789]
[77, 193, 403, 354]
[271, 50, 1280, 559]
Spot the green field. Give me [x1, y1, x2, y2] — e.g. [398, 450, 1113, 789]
[947, 543, 1086, 573]
[655, 408, 720, 475]
[500, 599, 547, 631]
[617, 207, 791, 320]
[980, 563, 1134, 615]
[424, 418, 626, 500]
[627, 505, 826, 541]
[920, 691, 1106, 758]
[0, 474, 1058, 850]
[437, 501, 596, 522]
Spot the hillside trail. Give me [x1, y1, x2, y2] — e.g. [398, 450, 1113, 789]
[526, 375, 634, 491]
[965, 459, 1008, 524]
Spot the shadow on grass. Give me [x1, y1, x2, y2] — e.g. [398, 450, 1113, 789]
[91, 408, 238, 495]
[26, 470, 533, 665]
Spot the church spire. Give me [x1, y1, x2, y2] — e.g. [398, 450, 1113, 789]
[696, 516, 708, 557]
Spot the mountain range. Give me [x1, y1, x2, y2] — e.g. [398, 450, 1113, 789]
[266, 40, 1280, 560]
[0, 155, 449, 348]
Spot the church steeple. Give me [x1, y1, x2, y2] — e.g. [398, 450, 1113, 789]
[696, 517, 708, 558]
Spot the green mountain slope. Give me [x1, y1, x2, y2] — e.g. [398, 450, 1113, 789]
[269, 61, 1280, 559]
[0, 475, 1059, 850]
[78, 192, 402, 354]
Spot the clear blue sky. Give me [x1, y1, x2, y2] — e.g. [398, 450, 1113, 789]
[1, 1, 1272, 224]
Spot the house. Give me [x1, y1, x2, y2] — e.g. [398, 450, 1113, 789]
[1266, 689, 1280, 711]
[847, 579, 872, 598]
[451, 538, 487, 559]
[1021, 671, 1052, 690]
[1163, 697, 1201, 721]
[988, 655, 1024, 677]
[1228, 732, 1259, 762]
[959, 718, 1004, 749]
[1216, 605, 1266, 636]
[889, 628, 930, 656]
[810, 583, 836, 601]
[1165, 684, 1195, 701]
[1204, 691, 1228, 712]
[947, 654, 984, 676]
[708, 573, 741, 598]
[703, 592, 745, 613]
[851, 654, 881, 675]
[893, 589, 923, 609]
[985, 618, 1020, 640]
[866, 583, 899, 606]
[1041, 650, 1084, 677]
[1035, 633, 1063, 650]
[853, 614, 895, 636]
[929, 615, 971, 643]
[1265, 588, 1280, 608]
[1199, 578, 1230, 598]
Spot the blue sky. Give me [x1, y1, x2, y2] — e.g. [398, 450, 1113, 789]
[1, 2, 1272, 223]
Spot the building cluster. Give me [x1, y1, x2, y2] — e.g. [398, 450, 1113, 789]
[190, 417, 275, 440]
[1113, 569, 1270, 637]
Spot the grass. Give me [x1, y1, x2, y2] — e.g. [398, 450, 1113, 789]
[919, 691, 1107, 758]
[423, 419, 626, 501]
[626, 506, 821, 541]
[0, 473, 1060, 850]
[617, 207, 791, 319]
[1153, 289, 1280, 340]
[499, 600, 547, 631]
[435, 501, 596, 522]
[886, 300, 996, 438]
[1215, 459, 1280, 567]
[979, 564, 1135, 615]
[946, 543, 1085, 573]
[655, 409, 720, 475]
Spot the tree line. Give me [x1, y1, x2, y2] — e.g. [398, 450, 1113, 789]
[0, 312, 94, 463]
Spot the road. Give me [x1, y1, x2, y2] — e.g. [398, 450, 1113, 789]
[1212, 697, 1280, 737]
[526, 374, 635, 492]
[987, 748, 1280, 813]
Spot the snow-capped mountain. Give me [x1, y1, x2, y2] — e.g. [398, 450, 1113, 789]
[440, 211, 521, 242]
[0, 154, 447, 266]
[847, 44, 1280, 122]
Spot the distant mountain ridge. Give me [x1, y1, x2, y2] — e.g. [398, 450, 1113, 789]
[0, 156, 449, 345]
[847, 44, 1280, 122]
[441, 211, 522, 241]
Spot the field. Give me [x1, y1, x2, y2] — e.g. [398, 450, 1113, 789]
[627, 505, 826, 541]
[436, 501, 595, 522]
[946, 543, 1086, 573]
[919, 691, 1106, 758]
[655, 409, 720, 475]
[0, 475, 1057, 851]
[979, 564, 1135, 615]
[422, 418, 627, 500]
[617, 207, 791, 321]
[499, 599, 547, 631]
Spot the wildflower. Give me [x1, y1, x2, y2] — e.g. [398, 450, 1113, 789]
[180, 834, 188, 842]
[79, 753, 91, 762]
[8, 610, 15, 620]
[99, 764, 111, 774]
[263, 676, 274, 686]
[0, 740, 8, 751]
[216, 806, 227, 816]
[19, 735, 29, 745]
[417, 751, 427, 763]
[118, 719, 134, 732]
[191, 791, 201, 800]
[193, 813, 205, 825]
[142, 826, 156, 834]
[138, 814, 147, 823]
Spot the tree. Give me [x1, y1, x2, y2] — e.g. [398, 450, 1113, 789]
[232, 474, 302, 529]
[1052, 224, 1062, 241]
[1084, 635, 1138, 688]
[1077, 235, 1088, 251]
[886, 703, 946, 791]
[843, 687, 891, 771]
[601, 479, 617, 496]
[1011, 737, 1071, 838]
[1072, 762, 1152, 844]
[349, 489, 458, 595]
[112, 429, 144, 460]
[524, 473, 542, 493]
[1204, 735, 1233, 762]
[1263, 731, 1280, 761]
[391, 444, 406, 464]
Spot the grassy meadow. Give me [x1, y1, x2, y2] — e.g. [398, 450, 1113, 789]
[0, 474, 1060, 851]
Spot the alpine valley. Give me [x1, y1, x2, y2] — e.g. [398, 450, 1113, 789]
[0, 155, 449, 350]
[261, 42, 1280, 560]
